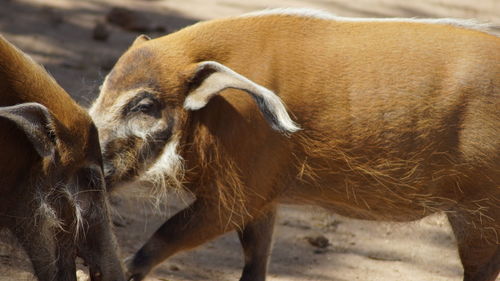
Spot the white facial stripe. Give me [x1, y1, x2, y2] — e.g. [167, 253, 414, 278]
[118, 118, 168, 141]
[240, 8, 494, 34]
[90, 86, 157, 118]
[139, 136, 184, 205]
[141, 136, 183, 183]
[91, 88, 163, 144]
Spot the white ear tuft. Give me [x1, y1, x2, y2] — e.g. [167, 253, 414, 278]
[183, 61, 300, 134]
[131, 34, 151, 47]
[183, 98, 208, 111]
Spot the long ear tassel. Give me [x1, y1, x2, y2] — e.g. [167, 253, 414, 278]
[184, 61, 300, 134]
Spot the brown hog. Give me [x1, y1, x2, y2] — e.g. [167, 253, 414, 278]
[0, 35, 125, 281]
[89, 8, 499, 281]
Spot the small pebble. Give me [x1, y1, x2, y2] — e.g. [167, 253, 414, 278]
[42, 7, 64, 26]
[169, 264, 180, 271]
[306, 235, 330, 248]
[93, 22, 110, 41]
[106, 7, 152, 32]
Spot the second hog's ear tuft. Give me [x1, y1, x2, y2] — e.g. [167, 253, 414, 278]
[0, 102, 57, 158]
[183, 61, 300, 135]
[131, 34, 151, 47]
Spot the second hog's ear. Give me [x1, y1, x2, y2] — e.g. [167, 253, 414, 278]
[131, 34, 151, 47]
[183, 61, 300, 134]
[0, 102, 56, 158]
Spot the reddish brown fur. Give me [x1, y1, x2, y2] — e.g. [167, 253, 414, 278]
[91, 13, 499, 281]
[0, 35, 125, 281]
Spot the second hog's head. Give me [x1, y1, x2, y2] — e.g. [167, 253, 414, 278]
[0, 34, 125, 281]
[89, 34, 299, 192]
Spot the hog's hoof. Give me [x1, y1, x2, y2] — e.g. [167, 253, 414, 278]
[76, 270, 90, 281]
[124, 256, 148, 281]
[127, 273, 144, 281]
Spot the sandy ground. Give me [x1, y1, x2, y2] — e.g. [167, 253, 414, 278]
[0, 0, 499, 280]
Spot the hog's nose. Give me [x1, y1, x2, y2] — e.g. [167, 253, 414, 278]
[103, 162, 116, 187]
[103, 162, 115, 177]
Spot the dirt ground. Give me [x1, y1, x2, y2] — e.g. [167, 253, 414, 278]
[0, 0, 499, 280]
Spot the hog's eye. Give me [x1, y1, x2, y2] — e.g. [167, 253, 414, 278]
[123, 92, 162, 117]
[131, 99, 155, 114]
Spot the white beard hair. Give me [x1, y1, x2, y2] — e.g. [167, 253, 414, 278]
[139, 136, 185, 207]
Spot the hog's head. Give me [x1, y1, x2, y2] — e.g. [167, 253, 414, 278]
[0, 35, 125, 281]
[89, 34, 299, 192]
[0, 102, 125, 281]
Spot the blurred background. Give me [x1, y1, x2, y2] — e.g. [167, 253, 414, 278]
[0, 0, 499, 280]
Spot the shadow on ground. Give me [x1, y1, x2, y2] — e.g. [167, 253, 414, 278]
[0, 0, 198, 105]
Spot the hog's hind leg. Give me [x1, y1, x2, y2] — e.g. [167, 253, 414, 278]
[447, 208, 500, 281]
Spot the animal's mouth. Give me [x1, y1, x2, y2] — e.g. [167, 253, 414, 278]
[77, 255, 103, 281]
[89, 267, 103, 281]
[79, 269, 103, 281]
[100, 121, 176, 192]
[100, 136, 143, 191]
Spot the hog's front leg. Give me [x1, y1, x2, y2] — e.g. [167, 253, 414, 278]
[238, 206, 277, 281]
[126, 199, 241, 280]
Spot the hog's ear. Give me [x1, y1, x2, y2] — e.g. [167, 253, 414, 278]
[0, 102, 56, 157]
[183, 61, 300, 134]
[131, 34, 151, 47]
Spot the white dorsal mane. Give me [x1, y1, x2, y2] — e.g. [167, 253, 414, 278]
[241, 8, 494, 34]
